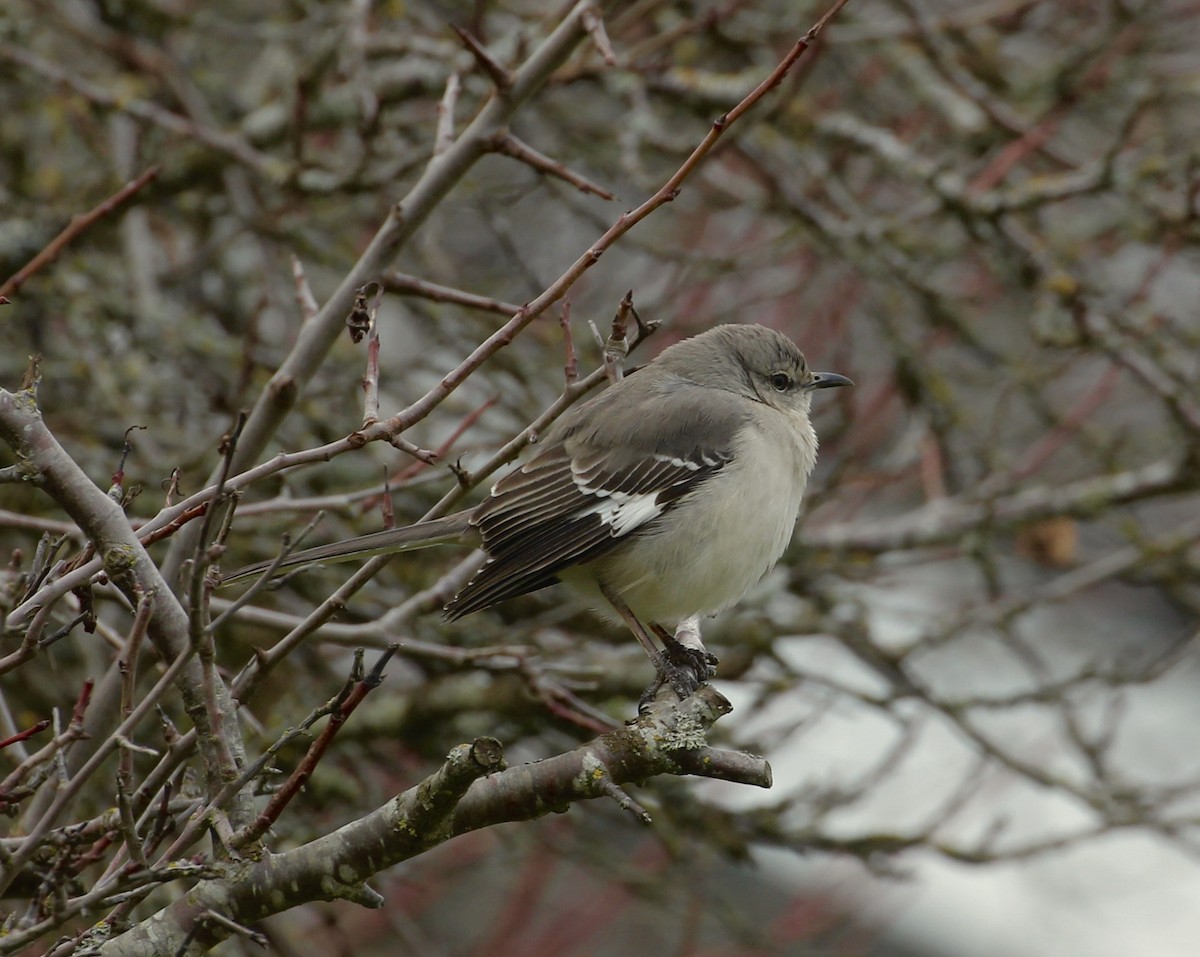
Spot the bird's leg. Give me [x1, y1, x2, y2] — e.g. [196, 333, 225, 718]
[598, 584, 663, 664]
[599, 585, 700, 708]
[652, 616, 718, 686]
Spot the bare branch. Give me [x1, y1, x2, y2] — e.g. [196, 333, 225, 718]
[0, 167, 159, 301]
[450, 24, 513, 89]
[491, 131, 615, 199]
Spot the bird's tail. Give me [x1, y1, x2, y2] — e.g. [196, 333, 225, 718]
[221, 511, 474, 585]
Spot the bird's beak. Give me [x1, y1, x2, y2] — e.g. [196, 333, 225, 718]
[808, 371, 854, 390]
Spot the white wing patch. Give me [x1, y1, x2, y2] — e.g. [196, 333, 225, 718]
[582, 491, 664, 535]
[448, 439, 732, 619]
[574, 463, 667, 537]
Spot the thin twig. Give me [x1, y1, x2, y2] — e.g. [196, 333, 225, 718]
[116, 594, 154, 869]
[234, 645, 399, 848]
[382, 272, 523, 315]
[0, 167, 159, 300]
[491, 132, 615, 199]
[394, 395, 499, 482]
[451, 24, 513, 88]
[581, 4, 618, 65]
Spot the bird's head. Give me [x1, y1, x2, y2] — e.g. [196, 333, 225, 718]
[657, 323, 852, 415]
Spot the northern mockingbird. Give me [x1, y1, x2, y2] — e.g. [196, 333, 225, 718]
[228, 324, 851, 702]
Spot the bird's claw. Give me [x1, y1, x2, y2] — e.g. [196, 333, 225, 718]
[636, 640, 719, 713]
[662, 632, 718, 684]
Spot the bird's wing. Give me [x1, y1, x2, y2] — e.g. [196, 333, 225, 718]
[443, 418, 737, 619]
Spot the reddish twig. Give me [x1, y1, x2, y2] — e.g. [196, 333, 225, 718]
[0, 680, 94, 815]
[394, 395, 499, 483]
[969, 111, 1067, 195]
[70, 679, 96, 728]
[382, 272, 522, 316]
[491, 132, 615, 199]
[1011, 364, 1121, 483]
[136, 501, 213, 547]
[967, 21, 1141, 194]
[235, 644, 400, 848]
[0, 167, 159, 301]
[0, 719, 51, 753]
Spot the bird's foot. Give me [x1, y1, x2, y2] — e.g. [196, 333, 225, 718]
[662, 633, 719, 684]
[637, 619, 719, 712]
[660, 615, 717, 684]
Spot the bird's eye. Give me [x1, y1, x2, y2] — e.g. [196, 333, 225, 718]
[769, 372, 792, 392]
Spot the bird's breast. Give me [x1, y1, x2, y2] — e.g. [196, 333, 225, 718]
[586, 413, 815, 624]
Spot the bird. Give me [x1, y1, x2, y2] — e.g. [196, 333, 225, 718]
[226, 324, 851, 704]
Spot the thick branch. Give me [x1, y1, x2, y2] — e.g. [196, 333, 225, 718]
[98, 687, 759, 957]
